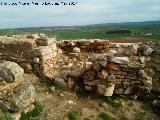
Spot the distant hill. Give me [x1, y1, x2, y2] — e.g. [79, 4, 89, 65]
[84, 21, 160, 28]
[15, 20, 160, 30]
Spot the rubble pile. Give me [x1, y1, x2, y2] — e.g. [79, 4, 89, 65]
[0, 61, 35, 112]
[58, 39, 110, 53]
[0, 34, 58, 78]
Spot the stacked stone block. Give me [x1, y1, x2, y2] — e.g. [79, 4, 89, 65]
[0, 34, 58, 78]
[79, 54, 151, 96]
[150, 42, 160, 93]
[58, 39, 110, 53]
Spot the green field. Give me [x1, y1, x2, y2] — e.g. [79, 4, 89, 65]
[0, 22, 160, 41]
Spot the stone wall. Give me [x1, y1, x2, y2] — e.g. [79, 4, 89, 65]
[0, 35, 160, 95]
[65, 41, 160, 96]
[0, 34, 58, 78]
[149, 43, 160, 93]
[57, 39, 110, 53]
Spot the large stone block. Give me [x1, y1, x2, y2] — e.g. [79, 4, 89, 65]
[34, 46, 53, 56]
[0, 74, 35, 112]
[0, 61, 24, 83]
[36, 38, 56, 46]
[111, 57, 129, 65]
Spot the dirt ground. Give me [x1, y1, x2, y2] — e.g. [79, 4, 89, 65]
[27, 73, 160, 120]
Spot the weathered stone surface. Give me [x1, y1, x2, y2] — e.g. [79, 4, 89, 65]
[0, 74, 35, 112]
[111, 57, 129, 65]
[84, 62, 93, 70]
[143, 45, 153, 56]
[92, 62, 101, 72]
[107, 75, 116, 81]
[114, 87, 124, 94]
[104, 83, 115, 96]
[97, 85, 106, 95]
[139, 56, 145, 64]
[21, 63, 32, 73]
[36, 38, 56, 46]
[67, 78, 76, 90]
[88, 54, 108, 63]
[107, 63, 120, 71]
[0, 61, 24, 83]
[115, 75, 125, 79]
[97, 70, 108, 80]
[54, 78, 66, 88]
[126, 44, 138, 56]
[85, 80, 103, 86]
[99, 60, 108, 67]
[73, 47, 80, 53]
[138, 70, 152, 90]
[34, 46, 53, 56]
[124, 86, 132, 94]
[108, 50, 117, 56]
[85, 85, 92, 91]
[69, 52, 79, 57]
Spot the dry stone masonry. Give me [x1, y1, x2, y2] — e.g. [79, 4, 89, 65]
[0, 34, 160, 97]
[58, 39, 110, 53]
[0, 34, 58, 78]
[64, 40, 160, 96]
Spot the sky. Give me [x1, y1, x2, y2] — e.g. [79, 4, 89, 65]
[0, 0, 160, 29]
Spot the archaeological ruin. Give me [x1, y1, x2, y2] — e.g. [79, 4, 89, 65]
[0, 34, 160, 115]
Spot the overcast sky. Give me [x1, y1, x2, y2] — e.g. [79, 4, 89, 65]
[0, 0, 160, 29]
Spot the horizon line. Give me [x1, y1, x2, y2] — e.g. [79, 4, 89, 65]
[0, 19, 160, 30]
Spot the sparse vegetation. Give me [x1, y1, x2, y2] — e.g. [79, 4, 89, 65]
[68, 111, 78, 120]
[105, 96, 122, 108]
[0, 109, 14, 120]
[20, 101, 43, 120]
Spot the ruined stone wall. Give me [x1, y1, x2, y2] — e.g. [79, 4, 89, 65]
[57, 39, 110, 53]
[0, 35, 160, 95]
[65, 41, 160, 96]
[0, 34, 58, 78]
[149, 43, 160, 93]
